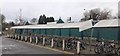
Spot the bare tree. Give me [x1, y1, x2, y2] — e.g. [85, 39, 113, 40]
[14, 18, 26, 25]
[118, 12, 120, 19]
[0, 14, 5, 23]
[81, 8, 112, 21]
[83, 11, 90, 21]
[14, 19, 19, 25]
[30, 18, 37, 24]
[100, 9, 111, 20]
[89, 8, 100, 20]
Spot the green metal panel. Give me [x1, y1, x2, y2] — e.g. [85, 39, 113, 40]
[61, 28, 70, 37]
[33, 29, 39, 35]
[46, 29, 50, 35]
[31, 29, 35, 34]
[19, 29, 23, 36]
[46, 29, 55, 36]
[26, 29, 31, 36]
[39, 29, 41, 34]
[37, 29, 40, 34]
[30, 29, 40, 35]
[18, 29, 21, 35]
[41, 29, 46, 35]
[46, 29, 48, 35]
[99, 28, 118, 41]
[93, 27, 119, 41]
[50, 29, 55, 36]
[15, 29, 19, 34]
[118, 28, 120, 41]
[16, 29, 18, 35]
[83, 28, 92, 37]
[54, 28, 61, 36]
[15, 29, 16, 33]
[92, 28, 100, 39]
[93, 28, 99, 39]
[70, 28, 81, 37]
[22, 29, 28, 36]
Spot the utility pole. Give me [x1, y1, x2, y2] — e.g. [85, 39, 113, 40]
[0, 8, 2, 35]
[0, 8, 2, 56]
[118, 1, 120, 19]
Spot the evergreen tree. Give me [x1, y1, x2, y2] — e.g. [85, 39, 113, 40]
[25, 21, 30, 25]
[47, 17, 55, 22]
[38, 15, 42, 24]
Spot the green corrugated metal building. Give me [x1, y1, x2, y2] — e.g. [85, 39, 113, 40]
[11, 20, 93, 39]
[93, 19, 120, 41]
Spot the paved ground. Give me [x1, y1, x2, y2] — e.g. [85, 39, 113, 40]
[1, 36, 68, 54]
[1, 36, 117, 56]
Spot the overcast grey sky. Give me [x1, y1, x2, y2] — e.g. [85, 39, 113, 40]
[1, 0, 119, 22]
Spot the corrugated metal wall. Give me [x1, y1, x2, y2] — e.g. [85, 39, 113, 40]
[70, 28, 81, 37]
[54, 28, 61, 36]
[61, 28, 70, 37]
[40, 29, 45, 35]
[14, 27, 119, 42]
[93, 27, 119, 41]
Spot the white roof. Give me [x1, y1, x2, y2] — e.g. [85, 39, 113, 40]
[93, 19, 120, 27]
[47, 22, 57, 24]
[11, 20, 93, 31]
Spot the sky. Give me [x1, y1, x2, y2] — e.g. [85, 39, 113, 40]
[1, 0, 120, 22]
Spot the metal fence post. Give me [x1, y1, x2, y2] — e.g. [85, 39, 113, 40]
[35, 37, 38, 44]
[13, 34, 14, 39]
[18, 35, 19, 40]
[43, 37, 45, 46]
[62, 39, 65, 50]
[7, 34, 9, 38]
[21, 36, 23, 41]
[30, 36, 32, 43]
[8, 34, 10, 38]
[25, 36, 27, 42]
[77, 41, 80, 54]
[12, 34, 13, 38]
[9, 34, 11, 38]
[10, 34, 11, 38]
[12, 34, 14, 39]
[15, 34, 17, 39]
[51, 38, 54, 48]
